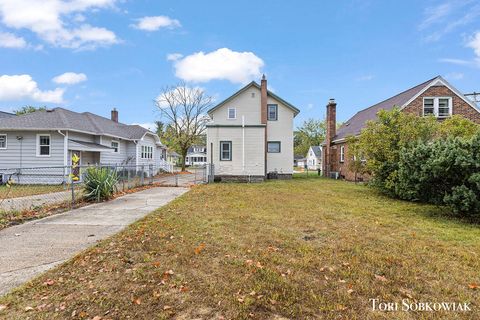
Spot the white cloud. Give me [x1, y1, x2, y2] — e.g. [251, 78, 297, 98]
[132, 15, 181, 31]
[0, 0, 119, 49]
[438, 58, 471, 65]
[172, 48, 264, 84]
[444, 72, 464, 80]
[0, 31, 26, 48]
[166, 53, 183, 61]
[52, 72, 87, 85]
[0, 74, 64, 103]
[467, 31, 480, 58]
[419, 1, 480, 42]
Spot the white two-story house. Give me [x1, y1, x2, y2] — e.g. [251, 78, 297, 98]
[206, 75, 299, 182]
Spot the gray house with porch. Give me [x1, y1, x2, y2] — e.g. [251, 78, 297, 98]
[0, 108, 170, 183]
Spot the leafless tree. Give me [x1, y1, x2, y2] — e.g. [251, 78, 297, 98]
[155, 82, 213, 171]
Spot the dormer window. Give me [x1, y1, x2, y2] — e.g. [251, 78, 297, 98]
[423, 97, 452, 118]
[228, 108, 236, 119]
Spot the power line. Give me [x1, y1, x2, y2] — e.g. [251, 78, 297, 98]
[465, 92, 480, 103]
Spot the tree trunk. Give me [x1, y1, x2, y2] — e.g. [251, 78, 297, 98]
[181, 149, 188, 172]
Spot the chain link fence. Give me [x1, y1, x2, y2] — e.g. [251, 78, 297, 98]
[0, 164, 208, 215]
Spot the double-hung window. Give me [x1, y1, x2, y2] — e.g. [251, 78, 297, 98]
[37, 134, 51, 156]
[111, 141, 119, 153]
[423, 97, 452, 118]
[228, 108, 236, 119]
[340, 145, 345, 163]
[220, 141, 232, 161]
[267, 104, 278, 121]
[0, 134, 6, 149]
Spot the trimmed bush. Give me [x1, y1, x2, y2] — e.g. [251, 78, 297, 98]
[83, 167, 118, 202]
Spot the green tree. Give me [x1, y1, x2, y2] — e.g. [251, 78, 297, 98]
[14, 106, 46, 115]
[345, 136, 366, 183]
[357, 108, 439, 195]
[294, 118, 327, 156]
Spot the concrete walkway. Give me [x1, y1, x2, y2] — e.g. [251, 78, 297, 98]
[0, 186, 189, 296]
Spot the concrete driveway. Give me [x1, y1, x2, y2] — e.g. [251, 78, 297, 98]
[0, 186, 189, 296]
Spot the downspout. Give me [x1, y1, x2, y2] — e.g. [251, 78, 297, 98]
[242, 115, 245, 176]
[57, 130, 68, 181]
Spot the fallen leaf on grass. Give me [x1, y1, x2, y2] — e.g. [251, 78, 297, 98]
[0, 305, 7, 312]
[92, 316, 102, 320]
[163, 305, 172, 310]
[43, 279, 55, 286]
[132, 298, 141, 305]
[468, 283, 479, 290]
[194, 243, 206, 255]
[374, 274, 388, 282]
[25, 306, 34, 312]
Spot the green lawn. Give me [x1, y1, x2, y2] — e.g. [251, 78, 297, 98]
[1, 178, 479, 319]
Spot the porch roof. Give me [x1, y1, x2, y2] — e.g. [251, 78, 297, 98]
[68, 139, 115, 153]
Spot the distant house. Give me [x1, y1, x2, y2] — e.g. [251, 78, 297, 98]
[0, 107, 170, 183]
[322, 76, 480, 180]
[206, 75, 299, 181]
[294, 155, 306, 167]
[166, 150, 180, 165]
[185, 145, 207, 166]
[306, 146, 321, 170]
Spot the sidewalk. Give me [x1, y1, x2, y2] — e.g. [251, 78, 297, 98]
[0, 186, 189, 296]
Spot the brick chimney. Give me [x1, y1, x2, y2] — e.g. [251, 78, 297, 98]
[324, 98, 337, 176]
[260, 75, 268, 176]
[260, 74, 267, 124]
[111, 108, 118, 123]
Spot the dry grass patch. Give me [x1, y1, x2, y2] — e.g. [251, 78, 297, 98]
[0, 177, 479, 319]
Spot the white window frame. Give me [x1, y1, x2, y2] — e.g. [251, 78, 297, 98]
[36, 134, 51, 157]
[0, 133, 7, 150]
[267, 141, 281, 153]
[267, 104, 278, 121]
[111, 140, 120, 153]
[220, 141, 232, 161]
[340, 145, 345, 163]
[422, 97, 453, 118]
[227, 108, 236, 119]
[141, 145, 154, 159]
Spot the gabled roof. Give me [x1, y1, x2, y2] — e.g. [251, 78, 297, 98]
[334, 76, 479, 141]
[0, 107, 162, 144]
[309, 146, 322, 157]
[207, 81, 300, 116]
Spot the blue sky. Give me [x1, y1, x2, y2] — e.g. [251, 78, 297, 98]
[0, 0, 479, 129]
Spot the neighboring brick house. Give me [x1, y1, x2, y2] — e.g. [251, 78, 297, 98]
[322, 76, 480, 181]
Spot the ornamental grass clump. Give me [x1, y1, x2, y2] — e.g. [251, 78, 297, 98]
[83, 167, 118, 202]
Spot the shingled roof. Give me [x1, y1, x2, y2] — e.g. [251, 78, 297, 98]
[0, 111, 15, 119]
[0, 107, 160, 143]
[309, 146, 322, 157]
[334, 76, 440, 141]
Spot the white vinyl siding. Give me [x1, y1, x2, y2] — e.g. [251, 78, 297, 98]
[0, 134, 6, 149]
[423, 97, 452, 118]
